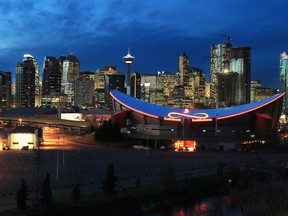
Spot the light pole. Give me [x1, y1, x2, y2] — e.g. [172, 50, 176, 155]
[215, 114, 218, 137]
[182, 118, 185, 139]
[146, 133, 149, 157]
[77, 126, 80, 153]
[62, 137, 65, 168]
[56, 151, 59, 181]
[56, 136, 59, 181]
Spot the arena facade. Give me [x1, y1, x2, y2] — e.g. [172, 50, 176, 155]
[110, 90, 285, 151]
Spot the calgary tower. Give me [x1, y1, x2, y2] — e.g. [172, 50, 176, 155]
[123, 49, 135, 91]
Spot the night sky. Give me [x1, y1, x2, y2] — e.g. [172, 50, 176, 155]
[0, 0, 287, 89]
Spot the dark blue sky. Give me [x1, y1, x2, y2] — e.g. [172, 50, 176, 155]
[0, 0, 287, 89]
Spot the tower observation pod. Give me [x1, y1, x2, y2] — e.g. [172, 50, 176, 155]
[123, 49, 135, 90]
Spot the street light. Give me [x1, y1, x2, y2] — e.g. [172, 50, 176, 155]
[215, 114, 218, 137]
[56, 136, 59, 181]
[77, 126, 80, 153]
[146, 132, 149, 157]
[62, 136, 65, 168]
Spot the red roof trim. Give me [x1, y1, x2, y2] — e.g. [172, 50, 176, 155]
[110, 92, 159, 119]
[217, 92, 285, 120]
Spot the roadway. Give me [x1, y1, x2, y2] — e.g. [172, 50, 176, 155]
[0, 137, 288, 212]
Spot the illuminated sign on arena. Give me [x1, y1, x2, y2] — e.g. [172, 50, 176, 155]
[165, 111, 212, 122]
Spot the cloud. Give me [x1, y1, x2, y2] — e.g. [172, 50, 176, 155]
[0, 0, 287, 89]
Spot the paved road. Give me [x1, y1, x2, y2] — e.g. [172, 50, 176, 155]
[0, 141, 287, 211]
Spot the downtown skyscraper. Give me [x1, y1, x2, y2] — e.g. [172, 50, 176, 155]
[42, 56, 62, 96]
[130, 71, 141, 99]
[94, 66, 117, 108]
[15, 54, 40, 107]
[74, 72, 95, 107]
[230, 47, 251, 105]
[280, 51, 288, 112]
[41, 56, 62, 107]
[178, 52, 190, 86]
[210, 43, 232, 107]
[59, 54, 80, 106]
[173, 53, 206, 108]
[0, 71, 12, 111]
[104, 74, 125, 109]
[210, 42, 251, 108]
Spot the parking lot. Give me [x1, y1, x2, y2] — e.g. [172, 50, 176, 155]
[0, 140, 288, 211]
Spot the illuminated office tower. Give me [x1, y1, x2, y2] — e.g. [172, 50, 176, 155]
[94, 66, 117, 108]
[0, 71, 12, 111]
[210, 43, 232, 107]
[95, 66, 117, 89]
[178, 52, 190, 86]
[123, 50, 134, 95]
[280, 51, 288, 112]
[130, 71, 141, 99]
[140, 74, 157, 103]
[15, 54, 39, 107]
[210, 43, 250, 107]
[33, 57, 41, 106]
[42, 56, 61, 95]
[59, 54, 80, 105]
[254, 87, 276, 102]
[205, 83, 211, 98]
[190, 67, 206, 106]
[11, 81, 16, 107]
[230, 47, 251, 105]
[82, 71, 95, 82]
[217, 72, 238, 107]
[41, 56, 62, 106]
[250, 80, 262, 102]
[104, 74, 125, 109]
[175, 52, 192, 108]
[74, 72, 95, 108]
[155, 71, 177, 106]
[172, 85, 190, 108]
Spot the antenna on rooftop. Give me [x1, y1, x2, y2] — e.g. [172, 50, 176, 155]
[222, 33, 232, 44]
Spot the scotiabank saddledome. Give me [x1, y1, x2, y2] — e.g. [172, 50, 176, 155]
[110, 90, 285, 150]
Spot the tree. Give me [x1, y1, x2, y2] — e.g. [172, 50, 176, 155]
[94, 120, 111, 145]
[16, 179, 28, 210]
[40, 172, 53, 213]
[102, 163, 117, 196]
[135, 176, 141, 188]
[111, 121, 122, 141]
[94, 120, 123, 144]
[71, 184, 81, 202]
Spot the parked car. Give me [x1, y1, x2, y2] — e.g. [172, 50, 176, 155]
[142, 146, 151, 150]
[21, 146, 29, 150]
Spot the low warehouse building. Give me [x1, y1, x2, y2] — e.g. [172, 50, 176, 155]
[7, 126, 43, 150]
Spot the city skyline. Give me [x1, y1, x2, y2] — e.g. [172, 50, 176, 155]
[0, 0, 287, 89]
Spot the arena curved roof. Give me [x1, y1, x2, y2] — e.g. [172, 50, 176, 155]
[110, 90, 285, 121]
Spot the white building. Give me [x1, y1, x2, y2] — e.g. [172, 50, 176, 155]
[7, 126, 42, 150]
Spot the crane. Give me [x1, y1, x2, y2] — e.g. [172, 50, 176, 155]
[222, 33, 232, 44]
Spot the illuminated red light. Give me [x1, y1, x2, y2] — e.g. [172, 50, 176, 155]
[168, 112, 209, 119]
[191, 118, 213, 122]
[164, 117, 181, 122]
[110, 92, 159, 119]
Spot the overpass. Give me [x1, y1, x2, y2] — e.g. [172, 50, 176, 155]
[0, 116, 91, 130]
